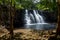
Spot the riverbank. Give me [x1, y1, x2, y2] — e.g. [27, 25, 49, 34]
[0, 27, 57, 40]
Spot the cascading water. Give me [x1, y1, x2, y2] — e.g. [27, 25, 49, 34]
[25, 10, 45, 24]
[24, 9, 56, 30]
[25, 10, 31, 24]
[25, 9, 45, 29]
[33, 10, 44, 23]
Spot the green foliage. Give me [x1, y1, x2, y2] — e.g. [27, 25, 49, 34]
[36, 0, 57, 11]
[15, 4, 24, 9]
[0, 0, 57, 11]
[36, 4, 49, 10]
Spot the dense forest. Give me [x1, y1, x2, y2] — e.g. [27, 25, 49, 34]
[0, 0, 57, 11]
[0, 0, 58, 29]
[0, 0, 58, 26]
[0, 0, 59, 40]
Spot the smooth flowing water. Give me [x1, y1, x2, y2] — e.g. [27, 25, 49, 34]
[25, 10, 45, 24]
[24, 9, 56, 30]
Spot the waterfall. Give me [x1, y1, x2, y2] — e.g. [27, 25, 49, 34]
[25, 10, 45, 25]
[30, 13, 35, 23]
[14, 9, 56, 30]
[25, 9, 31, 24]
[33, 10, 40, 23]
[33, 10, 44, 23]
[36, 10, 45, 23]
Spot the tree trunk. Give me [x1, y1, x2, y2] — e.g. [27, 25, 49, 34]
[56, 0, 60, 35]
[8, 1, 14, 40]
[0, 6, 1, 27]
[0, 6, 2, 27]
[9, 7, 14, 40]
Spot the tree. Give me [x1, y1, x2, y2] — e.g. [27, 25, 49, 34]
[56, 0, 60, 37]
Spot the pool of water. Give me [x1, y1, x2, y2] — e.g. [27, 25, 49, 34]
[24, 23, 57, 30]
